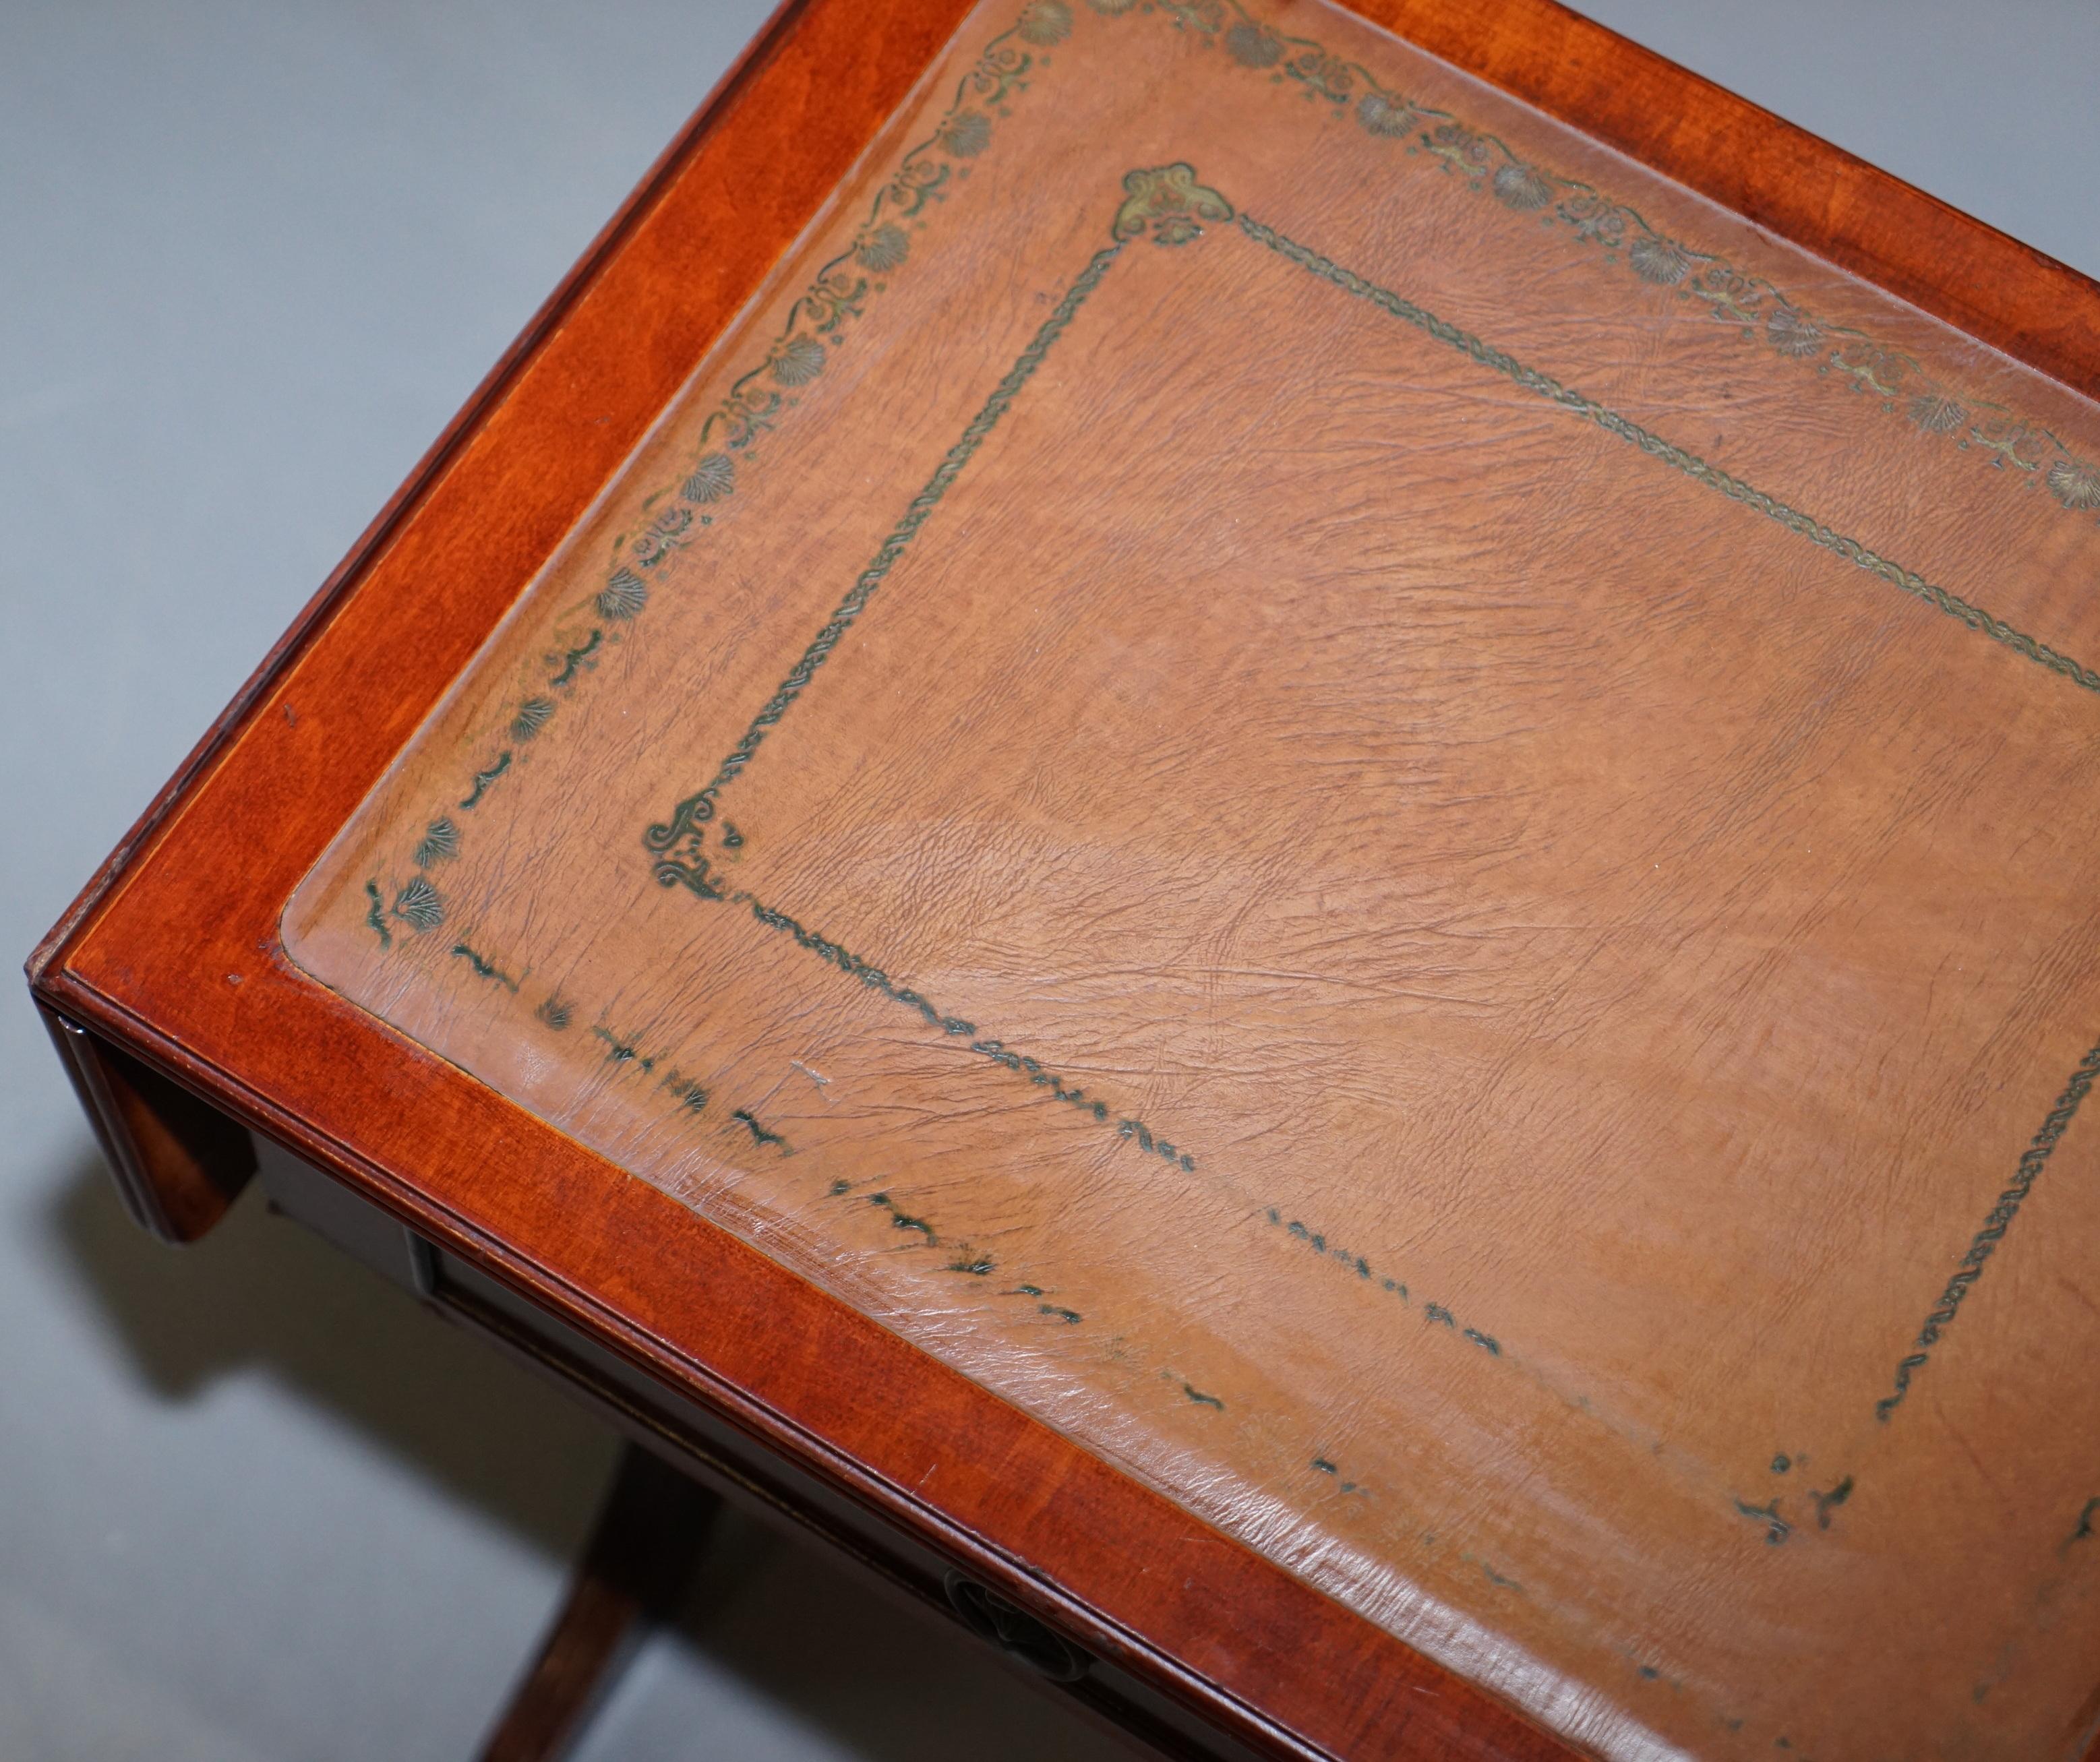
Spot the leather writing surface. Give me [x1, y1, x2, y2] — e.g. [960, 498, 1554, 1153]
[284, 1, 2100, 1754]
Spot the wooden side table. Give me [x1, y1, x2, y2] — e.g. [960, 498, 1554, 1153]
[32, 0, 2100, 1756]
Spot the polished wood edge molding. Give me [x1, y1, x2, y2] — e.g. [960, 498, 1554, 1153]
[1357, 0, 2100, 398]
[25, 969, 1391, 1762]
[19, 0, 825, 996]
[36, 1004, 256, 1244]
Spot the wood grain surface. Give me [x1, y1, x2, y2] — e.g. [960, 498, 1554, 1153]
[33, 0, 2100, 1757]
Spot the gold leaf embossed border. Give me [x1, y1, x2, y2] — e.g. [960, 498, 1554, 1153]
[307, 0, 2100, 1724]
[354, 3, 1075, 942]
[1122, 0, 2100, 516]
[618, 160, 2100, 1759]
[356, 0, 2100, 942]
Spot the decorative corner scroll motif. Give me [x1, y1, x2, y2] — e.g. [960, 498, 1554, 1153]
[1087, 0, 2100, 530]
[1112, 163, 1232, 246]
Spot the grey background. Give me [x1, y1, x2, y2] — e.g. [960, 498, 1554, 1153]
[2, 3, 2094, 1759]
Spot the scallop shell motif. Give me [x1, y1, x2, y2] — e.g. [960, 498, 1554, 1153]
[392, 878, 444, 933]
[682, 453, 736, 504]
[1224, 21, 1284, 66]
[771, 334, 827, 388]
[597, 570, 649, 621]
[536, 996, 573, 1031]
[937, 109, 992, 158]
[855, 224, 910, 273]
[1355, 91, 1417, 138]
[1491, 161, 1555, 212]
[415, 817, 460, 867]
[2049, 455, 2100, 511]
[1017, 0, 1073, 44]
[1907, 393, 1969, 436]
[1765, 305, 1826, 359]
[1627, 233, 1691, 286]
[510, 697, 556, 742]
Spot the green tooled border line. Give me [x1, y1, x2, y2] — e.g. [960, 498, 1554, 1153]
[641, 148, 2100, 1399]
[357, 0, 2100, 935]
[622, 162, 2100, 1749]
[346, 0, 2100, 1470]
[340, 52, 2100, 1734]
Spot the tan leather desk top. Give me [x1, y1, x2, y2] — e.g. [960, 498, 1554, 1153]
[282, 1, 2100, 1754]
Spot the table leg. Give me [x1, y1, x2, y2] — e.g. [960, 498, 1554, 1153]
[476, 1442, 722, 1762]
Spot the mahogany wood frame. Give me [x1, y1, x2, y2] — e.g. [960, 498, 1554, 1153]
[28, 1, 2100, 1756]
